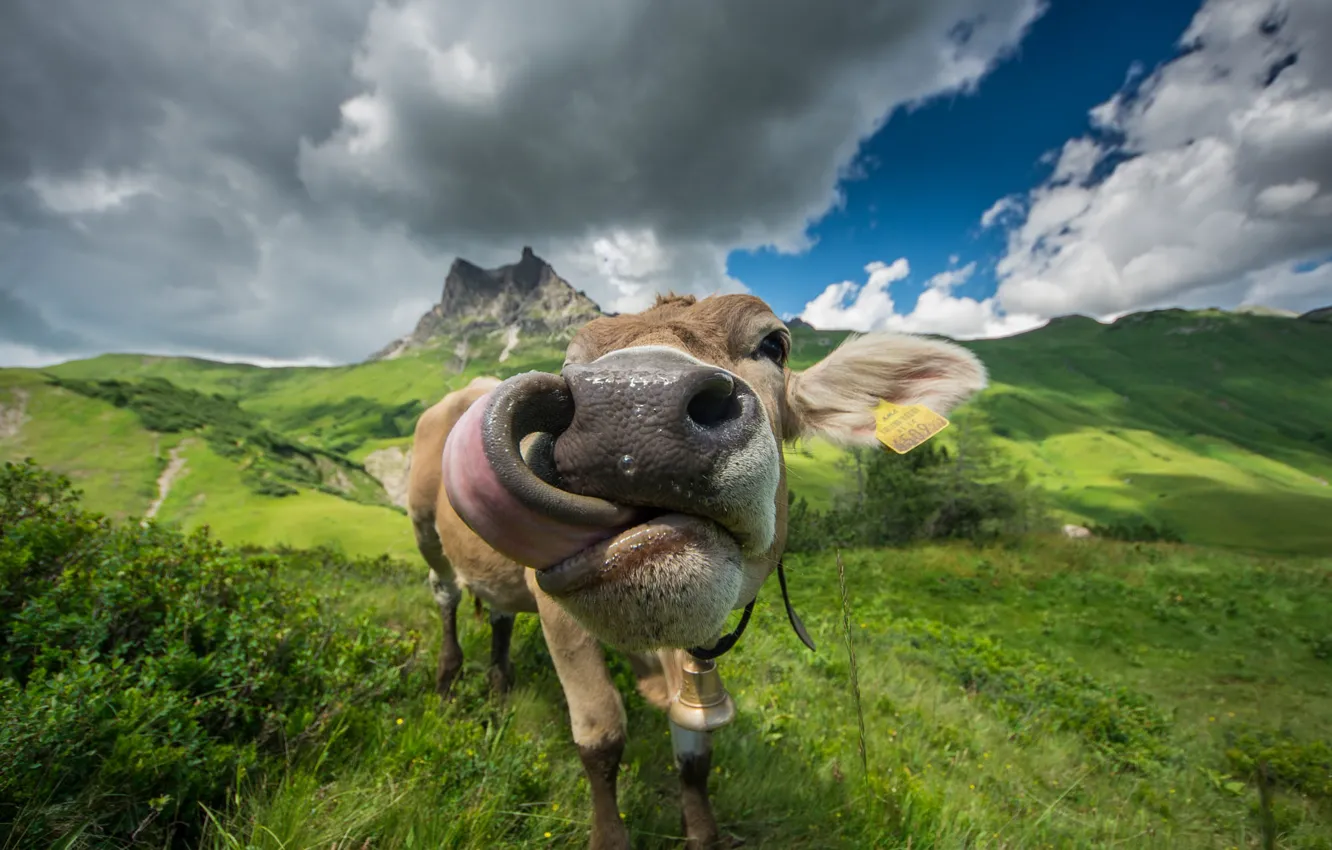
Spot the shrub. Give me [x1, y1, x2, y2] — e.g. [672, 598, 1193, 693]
[1224, 726, 1332, 800]
[1089, 516, 1184, 544]
[786, 423, 1051, 552]
[0, 459, 420, 848]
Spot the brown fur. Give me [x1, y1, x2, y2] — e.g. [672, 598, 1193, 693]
[408, 294, 987, 847]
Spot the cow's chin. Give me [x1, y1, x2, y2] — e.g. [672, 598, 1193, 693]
[535, 513, 745, 652]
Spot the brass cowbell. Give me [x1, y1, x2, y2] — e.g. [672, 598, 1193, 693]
[667, 653, 736, 733]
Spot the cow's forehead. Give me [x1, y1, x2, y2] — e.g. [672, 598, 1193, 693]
[568, 294, 785, 364]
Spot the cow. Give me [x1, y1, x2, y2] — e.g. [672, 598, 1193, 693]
[407, 293, 987, 849]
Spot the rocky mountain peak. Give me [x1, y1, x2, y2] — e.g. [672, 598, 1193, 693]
[369, 247, 605, 362]
[438, 245, 558, 317]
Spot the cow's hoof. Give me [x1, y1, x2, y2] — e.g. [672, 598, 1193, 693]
[691, 834, 744, 850]
[683, 822, 725, 850]
[487, 664, 514, 696]
[435, 668, 462, 703]
[588, 823, 630, 850]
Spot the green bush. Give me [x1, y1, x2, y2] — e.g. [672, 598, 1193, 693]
[1224, 726, 1332, 800]
[0, 459, 421, 848]
[275, 396, 426, 443]
[1090, 517, 1184, 544]
[786, 424, 1050, 552]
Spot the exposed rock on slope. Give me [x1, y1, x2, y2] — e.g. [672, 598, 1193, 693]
[370, 247, 605, 361]
[0, 388, 29, 439]
[364, 446, 413, 509]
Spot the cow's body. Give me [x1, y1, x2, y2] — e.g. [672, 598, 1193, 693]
[408, 293, 987, 849]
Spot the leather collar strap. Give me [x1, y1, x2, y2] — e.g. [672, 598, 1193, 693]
[687, 595, 755, 660]
[776, 559, 817, 652]
[687, 560, 817, 659]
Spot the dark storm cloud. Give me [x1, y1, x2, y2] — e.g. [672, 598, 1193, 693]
[300, 0, 1046, 247]
[0, 0, 1046, 365]
[0, 289, 87, 352]
[0, 0, 372, 191]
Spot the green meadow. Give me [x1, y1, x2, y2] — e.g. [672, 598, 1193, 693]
[6, 461, 1328, 848]
[2, 306, 1331, 848]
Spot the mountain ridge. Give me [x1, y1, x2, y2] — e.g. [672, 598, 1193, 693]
[369, 246, 604, 362]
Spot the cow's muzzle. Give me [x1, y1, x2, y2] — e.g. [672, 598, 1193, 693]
[552, 346, 767, 520]
[442, 348, 778, 651]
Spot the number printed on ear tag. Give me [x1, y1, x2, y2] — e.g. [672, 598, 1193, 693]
[873, 400, 949, 454]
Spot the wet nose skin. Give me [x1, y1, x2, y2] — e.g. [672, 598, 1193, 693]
[552, 347, 765, 513]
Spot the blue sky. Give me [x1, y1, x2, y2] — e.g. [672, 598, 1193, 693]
[734, 0, 1207, 323]
[3, 0, 1329, 365]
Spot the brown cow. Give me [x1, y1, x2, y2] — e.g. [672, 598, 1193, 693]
[407, 293, 986, 849]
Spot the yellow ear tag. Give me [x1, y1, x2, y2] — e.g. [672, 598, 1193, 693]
[873, 400, 949, 454]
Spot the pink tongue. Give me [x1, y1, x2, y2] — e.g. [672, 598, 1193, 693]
[442, 390, 625, 570]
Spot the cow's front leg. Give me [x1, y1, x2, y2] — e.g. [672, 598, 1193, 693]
[671, 722, 722, 849]
[487, 609, 516, 695]
[427, 566, 464, 701]
[532, 586, 630, 850]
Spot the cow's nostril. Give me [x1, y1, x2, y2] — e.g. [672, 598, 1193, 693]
[686, 373, 741, 428]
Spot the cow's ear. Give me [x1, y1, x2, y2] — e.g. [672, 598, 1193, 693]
[783, 332, 987, 446]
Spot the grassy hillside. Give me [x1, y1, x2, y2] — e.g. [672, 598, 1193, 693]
[202, 536, 1331, 850]
[968, 309, 1332, 554]
[0, 370, 161, 521]
[790, 309, 1332, 554]
[8, 463, 1330, 848]
[3, 306, 1331, 558]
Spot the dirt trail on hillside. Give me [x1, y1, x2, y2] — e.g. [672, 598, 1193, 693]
[145, 440, 192, 521]
[0, 388, 30, 439]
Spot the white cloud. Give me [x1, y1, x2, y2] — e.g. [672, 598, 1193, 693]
[0, 343, 64, 369]
[924, 260, 977, 292]
[1049, 137, 1102, 185]
[798, 257, 1044, 339]
[800, 258, 910, 331]
[1255, 178, 1320, 214]
[546, 233, 749, 316]
[986, 0, 1332, 322]
[28, 170, 156, 215]
[1238, 258, 1332, 311]
[980, 194, 1022, 229]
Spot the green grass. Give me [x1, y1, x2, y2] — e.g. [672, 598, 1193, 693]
[200, 535, 1332, 849]
[784, 438, 857, 510]
[156, 441, 418, 561]
[0, 370, 161, 522]
[783, 312, 1332, 554]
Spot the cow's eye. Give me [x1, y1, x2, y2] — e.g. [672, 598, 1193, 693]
[755, 331, 789, 366]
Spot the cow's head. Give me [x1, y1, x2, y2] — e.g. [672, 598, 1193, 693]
[444, 294, 986, 651]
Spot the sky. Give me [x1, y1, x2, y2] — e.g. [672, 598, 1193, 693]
[1, 0, 1329, 367]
